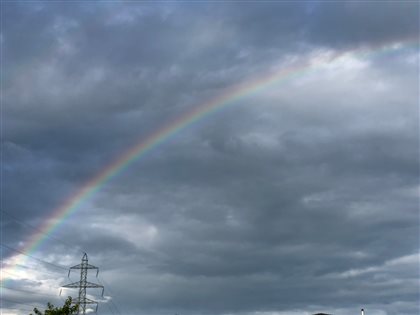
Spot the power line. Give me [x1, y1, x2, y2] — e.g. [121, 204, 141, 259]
[1, 269, 26, 279]
[110, 298, 123, 315]
[2, 249, 124, 315]
[0, 217, 125, 314]
[0, 209, 83, 255]
[1, 261, 79, 297]
[102, 295, 122, 315]
[1, 210, 125, 314]
[98, 277, 122, 314]
[107, 295, 123, 315]
[1, 256, 62, 313]
[1, 284, 62, 300]
[1, 261, 64, 278]
[3, 306, 35, 313]
[102, 298, 117, 315]
[1, 265, 78, 312]
[98, 277, 123, 315]
[0, 243, 68, 271]
[0, 297, 41, 309]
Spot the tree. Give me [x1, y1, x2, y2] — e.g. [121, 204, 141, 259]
[30, 297, 79, 315]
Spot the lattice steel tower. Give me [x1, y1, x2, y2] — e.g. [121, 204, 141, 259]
[63, 253, 104, 314]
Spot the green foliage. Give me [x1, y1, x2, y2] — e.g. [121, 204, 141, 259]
[30, 297, 79, 315]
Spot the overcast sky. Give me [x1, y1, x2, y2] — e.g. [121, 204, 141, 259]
[1, 2, 419, 315]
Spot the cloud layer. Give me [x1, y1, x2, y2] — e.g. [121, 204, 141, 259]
[2, 2, 419, 315]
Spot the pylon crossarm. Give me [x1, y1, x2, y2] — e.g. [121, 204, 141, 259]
[69, 263, 82, 269]
[74, 298, 98, 305]
[63, 282, 103, 289]
[70, 263, 98, 270]
[62, 281, 80, 288]
[84, 281, 104, 288]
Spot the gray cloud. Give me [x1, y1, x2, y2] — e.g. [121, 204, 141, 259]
[2, 2, 419, 315]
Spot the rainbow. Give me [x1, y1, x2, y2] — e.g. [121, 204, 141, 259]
[2, 37, 418, 282]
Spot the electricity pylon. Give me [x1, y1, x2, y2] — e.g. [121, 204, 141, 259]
[62, 253, 104, 314]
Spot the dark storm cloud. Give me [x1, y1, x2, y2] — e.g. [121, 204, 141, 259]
[2, 2, 419, 315]
[307, 1, 419, 47]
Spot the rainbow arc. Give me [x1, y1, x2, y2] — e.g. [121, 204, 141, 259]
[2, 37, 418, 284]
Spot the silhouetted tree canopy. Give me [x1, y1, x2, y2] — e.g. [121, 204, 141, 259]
[30, 297, 78, 315]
